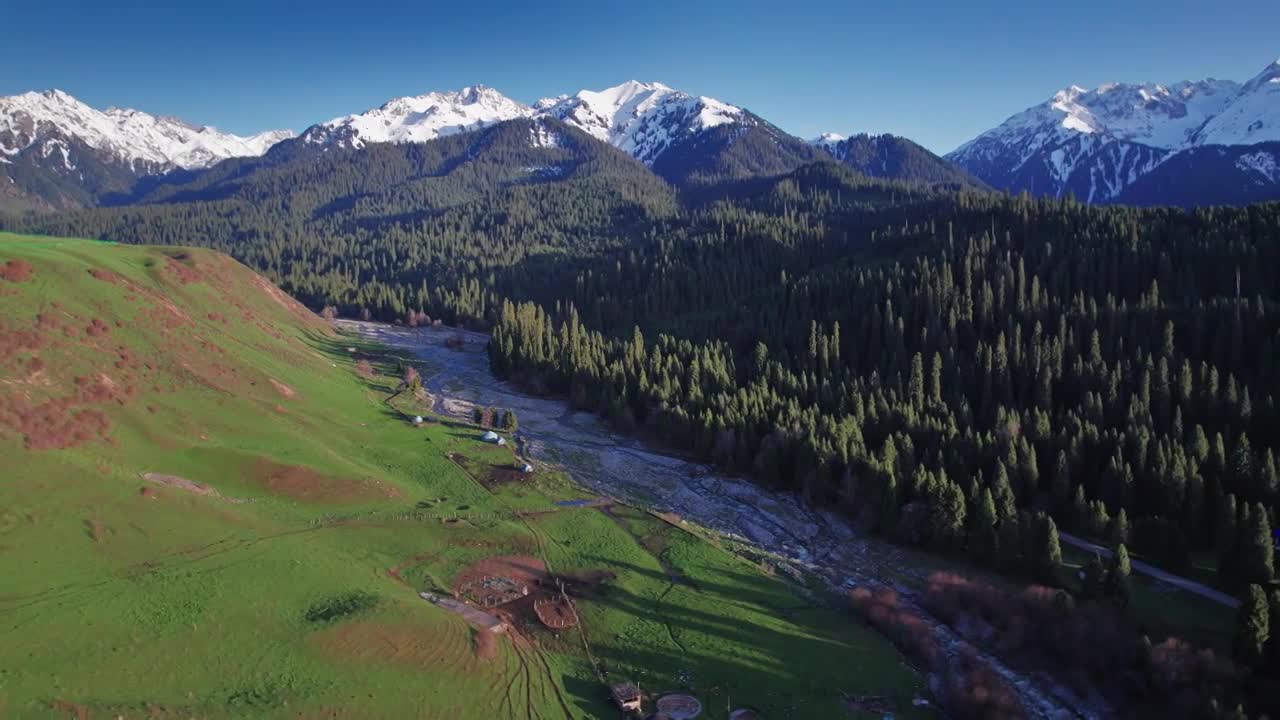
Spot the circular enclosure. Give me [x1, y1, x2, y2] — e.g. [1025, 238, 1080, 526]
[656, 694, 702, 719]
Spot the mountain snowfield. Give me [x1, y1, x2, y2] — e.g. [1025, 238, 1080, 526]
[301, 85, 532, 148]
[304, 79, 748, 167]
[947, 58, 1280, 203]
[0, 89, 292, 171]
[535, 80, 745, 164]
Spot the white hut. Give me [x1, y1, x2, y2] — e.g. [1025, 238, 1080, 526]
[496, 437, 507, 446]
[482, 430, 500, 443]
[521, 463, 534, 474]
[412, 415, 424, 425]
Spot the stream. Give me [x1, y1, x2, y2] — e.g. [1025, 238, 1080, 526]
[340, 320, 1101, 719]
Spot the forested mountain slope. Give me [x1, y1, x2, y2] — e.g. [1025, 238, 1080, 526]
[10, 118, 678, 321]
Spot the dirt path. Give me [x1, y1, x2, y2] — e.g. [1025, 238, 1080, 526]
[339, 320, 1106, 719]
[1058, 531, 1240, 608]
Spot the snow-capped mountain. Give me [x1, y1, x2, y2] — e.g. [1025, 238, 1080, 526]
[0, 89, 292, 209]
[947, 58, 1280, 205]
[301, 85, 532, 148]
[1192, 59, 1280, 146]
[298, 80, 812, 187]
[303, 80, 753, 170]
[535, 80, 745, 165]
[808, 133, 847, 154]
[0, 89, 291, 171]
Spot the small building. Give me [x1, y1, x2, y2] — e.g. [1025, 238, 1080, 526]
[610, 682, 643, 715]
[412, 415, 424, 425]
[521, 463, 534, 474]
[482, 430, 500, 443]
[496, 437, 507, 446]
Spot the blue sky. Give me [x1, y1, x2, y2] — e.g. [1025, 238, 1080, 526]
[3, 0, 1277, 153]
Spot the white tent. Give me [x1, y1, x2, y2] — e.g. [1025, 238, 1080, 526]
[482, 430, 500, 442]
[412, 415, 424, 425]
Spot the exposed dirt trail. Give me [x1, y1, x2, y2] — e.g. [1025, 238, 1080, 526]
[340, 320, 1104, 719]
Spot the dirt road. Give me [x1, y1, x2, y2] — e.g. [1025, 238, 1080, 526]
[1057, 532, 1240, 608]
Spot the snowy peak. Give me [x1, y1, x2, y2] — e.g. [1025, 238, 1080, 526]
[305, 85, 532, 148]
[535, 80, 746, 165]
[947, 57, 1280, 205]
[968, 78, 1240, 155]
[0, 89, 293, 169]
[300, 80, 752, 167]
[808, 132, 847, 153]
[1193, 59, 1280, 146]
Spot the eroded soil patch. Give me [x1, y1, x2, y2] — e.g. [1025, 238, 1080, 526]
[248, 458, 399, 503]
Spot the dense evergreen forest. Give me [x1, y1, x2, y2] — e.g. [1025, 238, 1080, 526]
[7, 116, 1280, 715]
[8, 126, 1277, 587]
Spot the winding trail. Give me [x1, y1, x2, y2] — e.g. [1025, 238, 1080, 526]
[339, 321, 1102, 719]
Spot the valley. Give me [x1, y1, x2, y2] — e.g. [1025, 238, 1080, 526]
[3, 24, 1280, 720]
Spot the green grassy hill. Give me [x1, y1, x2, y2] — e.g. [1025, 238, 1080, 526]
[0, 233, 924, 719]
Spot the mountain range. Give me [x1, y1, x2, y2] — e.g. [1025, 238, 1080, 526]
[946, 58, 1280, 205]
[3, 58, 1278, 211]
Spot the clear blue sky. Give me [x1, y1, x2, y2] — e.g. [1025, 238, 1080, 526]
[3, 0, 1277, 153]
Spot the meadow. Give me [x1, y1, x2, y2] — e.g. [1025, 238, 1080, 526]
[0, 234, 925, 719]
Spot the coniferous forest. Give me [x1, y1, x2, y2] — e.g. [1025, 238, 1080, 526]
[8, 119, 1280, 715]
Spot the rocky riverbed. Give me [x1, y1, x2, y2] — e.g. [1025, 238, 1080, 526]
[341, 320, 1102, 719]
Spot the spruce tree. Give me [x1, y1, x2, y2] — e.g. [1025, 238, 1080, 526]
[1239, 503, 1275, 587]
[1234, 584, 1270, 667]
[1036, 513, 1063, 586]
[1107, 507, 1130, 546]
[968, 486, 999, 566]
[1105, 543, 1132, 608]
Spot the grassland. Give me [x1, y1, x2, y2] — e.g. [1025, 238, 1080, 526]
[0, 233, 926, 719]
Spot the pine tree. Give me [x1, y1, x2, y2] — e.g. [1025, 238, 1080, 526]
[991, 460, 1017, 521]
[1107, 508, 1130, 546]
[1036, 513, 1063, 585]
[1239, 503, 1275, 587]
[1105, 543, 1132, 608]
[1234, 584, 1270, 667]
[1217, 493, 1240, 583]
[968, 486, 999, 565]
[909, 352, 926, 411]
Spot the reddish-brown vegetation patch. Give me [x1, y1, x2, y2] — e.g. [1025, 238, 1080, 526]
[88, 267, 124, 284]
[268, 378, 296, 399]
[163, 255, 202, 284]
[921, 571, 1220, 715]
[354, 359, 374, 378]
[247, 458, 398, 503]
[85, 318, 112, 337]
[0, 393, 111, 450]
[850, 583, 1026, 719]
[312, 618, 466, 670]
[50, 699, 90, 720]
[0, 259, 33, 283]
